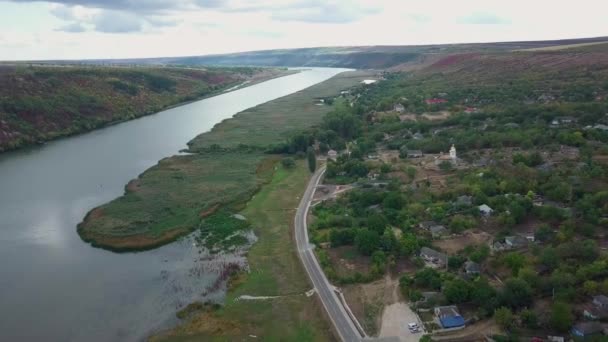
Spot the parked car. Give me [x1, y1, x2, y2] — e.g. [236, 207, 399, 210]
[408, 322, 420, 333]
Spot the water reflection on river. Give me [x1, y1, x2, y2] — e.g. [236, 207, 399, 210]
[0, 68, 348, 341]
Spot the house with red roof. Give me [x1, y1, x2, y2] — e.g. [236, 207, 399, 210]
[425, 98, 448, 105]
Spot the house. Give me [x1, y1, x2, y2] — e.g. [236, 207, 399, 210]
[593, 295, 608, 308]
[419, 221, 439, 230]
[394, 103, 405, 113]
[421, 291, 441, 302]
[434, 306, 465, 329]
[420, 247, 447, 267]
[464, 107, 478, 114]
[407, 150, 424, 158]
[594, 124, 608, 131]
[532, 195, 544, 207]
[426, 98, 448, 105]
[536, 162, 554, 173]
[492, 241, 506, 251]
[571, 322, 604, 338]
[456, 195, 473, 206]
[478, 204, 494, 216]
[327, 150, 338, 161]
[505, 236, 528, 249]
[419, 221, 447, 237]
[464, 261, 480, 275]
[584, 304, 608, 320]
[429, 225, 448, 238]
[558, 116, 577, 124]
[413, 132, 424, 140]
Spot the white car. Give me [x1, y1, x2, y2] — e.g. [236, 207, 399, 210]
[407, 322, 420, 333]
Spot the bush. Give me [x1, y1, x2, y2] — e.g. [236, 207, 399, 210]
[281, 157, 295, 169]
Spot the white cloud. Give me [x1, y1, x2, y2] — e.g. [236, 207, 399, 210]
[1, 0, 607, 60]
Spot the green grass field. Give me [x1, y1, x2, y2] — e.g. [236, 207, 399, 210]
[152, 161, 334, 341]
[78, 152, 269, 250]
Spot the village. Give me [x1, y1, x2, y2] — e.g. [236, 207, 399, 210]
[304, 66, 608, 342]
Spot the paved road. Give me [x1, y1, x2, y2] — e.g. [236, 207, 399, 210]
[294, 166, 364, 342]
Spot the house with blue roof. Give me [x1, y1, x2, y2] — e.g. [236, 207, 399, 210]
[434, 305, 465, 329]
[571, 321, 604, 338]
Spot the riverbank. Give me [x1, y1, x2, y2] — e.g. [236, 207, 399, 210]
[78, 70, 374, 251]
[0, 65, 289, 153]
[151, 160, 334, 341]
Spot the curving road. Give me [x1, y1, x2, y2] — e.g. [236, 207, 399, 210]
[294, 166, 365, 342]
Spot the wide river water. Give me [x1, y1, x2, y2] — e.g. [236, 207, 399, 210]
[0, 67, 348, 341]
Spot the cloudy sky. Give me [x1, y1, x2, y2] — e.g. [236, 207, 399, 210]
[1, 0, 607, 60]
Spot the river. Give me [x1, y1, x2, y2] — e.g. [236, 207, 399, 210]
[0, 67, 348, 341]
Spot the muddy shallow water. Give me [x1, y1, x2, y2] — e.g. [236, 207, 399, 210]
[0, 68, 348, 341]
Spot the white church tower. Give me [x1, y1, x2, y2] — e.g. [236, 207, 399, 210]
[449, 144, 457, 160]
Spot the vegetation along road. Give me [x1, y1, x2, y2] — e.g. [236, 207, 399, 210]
[295, 164, 365, 341]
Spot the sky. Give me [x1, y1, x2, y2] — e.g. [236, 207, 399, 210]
[1, 0, 607, 60]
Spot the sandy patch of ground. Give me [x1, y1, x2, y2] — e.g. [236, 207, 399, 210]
[379, 302, 424, 342]
[313, 184, 353, 203]
[421, 111, 451, 121]
[434, 230, 492, 254]
[379, 150, 400, 164]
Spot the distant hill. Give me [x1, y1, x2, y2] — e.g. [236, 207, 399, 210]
[23, 36, 608, 70]
[0, 66, 270, 152]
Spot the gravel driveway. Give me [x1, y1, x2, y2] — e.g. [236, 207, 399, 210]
[379, 302, 424, 342]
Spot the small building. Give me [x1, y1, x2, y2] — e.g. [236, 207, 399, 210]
[327, 150, 338, 161]
[420, 247, 447, 267]
[421, 291, 441, 303]
[593, 295, 608, 308]
[558, 116, 577, 124]
[426, 98, 448, 105]
[505, 236, 528, 249]
[394, 103, 405, 113]
[429, 225, 448, 238]
[593, 124, 608, 131]
[464, 107, 478, 114]
[419, 221, 439, 230]
[464, 261, 480, 275]
[478, 204, 494, 216]
[456, 195, 473, 206]
[492, 241, 506, 252]
[584, 304, 608, 320]
[420, 221, 447, 237]
[434, 306, 465, 329]
[413, 132, 424, 140]
[435, 145, 458, 166]
[407, 150, 424, 158]
[571, 322, 604, 338]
